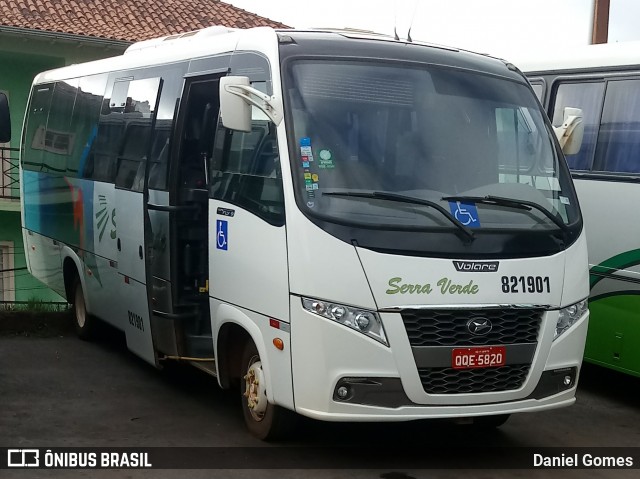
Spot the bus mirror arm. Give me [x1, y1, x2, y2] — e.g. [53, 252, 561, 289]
[224, 84, 281, 124]
[553, 107, 584, 156]
[219, 76, 282, 133]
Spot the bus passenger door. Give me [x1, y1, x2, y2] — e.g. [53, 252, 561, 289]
[114, 77, 163, 366]
[147, 73, 224, 363]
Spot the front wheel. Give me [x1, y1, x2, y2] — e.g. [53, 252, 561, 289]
[240, 340, 295, 440]
[72, 278, 95, 340]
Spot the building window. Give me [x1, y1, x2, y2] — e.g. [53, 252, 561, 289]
[31, 126, 75, 156]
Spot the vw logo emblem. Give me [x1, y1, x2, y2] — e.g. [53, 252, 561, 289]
[467, 317, 493, 336]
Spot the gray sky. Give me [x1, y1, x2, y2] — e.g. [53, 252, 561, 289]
[227, 0, 640, 58]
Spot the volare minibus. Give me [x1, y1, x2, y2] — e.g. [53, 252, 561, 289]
[6, 26, 589, 439]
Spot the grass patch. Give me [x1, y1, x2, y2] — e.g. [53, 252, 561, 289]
[0, 300, 73, 337]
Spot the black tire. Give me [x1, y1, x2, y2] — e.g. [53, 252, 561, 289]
[472, 414, 511, 429]
[71, 278, 95, 340]
[240, 340, 296, 441]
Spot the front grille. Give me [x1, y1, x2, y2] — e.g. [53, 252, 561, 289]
[418, 364, 530, 394]
[402, 308, 543, 347]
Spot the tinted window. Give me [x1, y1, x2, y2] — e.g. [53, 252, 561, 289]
[68, 75, 107, 178]
[147, 64, 187, 190]
[552, 82, 605, 171]
[113, 77, 161, 190]
[594, 79, 640, 173]
[211, 108, 284, 225]
[84, 79, 129, 182]
[40, 80, 77, 173]
[22, 84, 54, 171]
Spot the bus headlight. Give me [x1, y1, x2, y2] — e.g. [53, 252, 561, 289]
[555, 299, 588, 340]
[301, 297, 388, 346]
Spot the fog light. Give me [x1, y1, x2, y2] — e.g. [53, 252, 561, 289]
[336, 386, 349, 399]
[563, 375, 572, 386]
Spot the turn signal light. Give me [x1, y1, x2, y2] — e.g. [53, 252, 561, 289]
[273, 338, 284, 350]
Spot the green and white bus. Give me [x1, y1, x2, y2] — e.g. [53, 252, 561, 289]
[8, 26, 590, 439]
[517, 41, 640, 378]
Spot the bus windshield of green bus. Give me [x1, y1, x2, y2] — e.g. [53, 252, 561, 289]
[284, 59, 581, 232]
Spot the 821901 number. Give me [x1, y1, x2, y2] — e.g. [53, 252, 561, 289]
[501, 276, 550, 294]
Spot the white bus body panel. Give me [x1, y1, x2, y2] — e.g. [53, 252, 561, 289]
[208, 200, 290, 322]
[210, 299, 294, 409]
[116, 189, 155, 365]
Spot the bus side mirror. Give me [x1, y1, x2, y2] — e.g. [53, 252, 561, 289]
[0, 92, 10, 143]
[219, 76, 282, 133]
[553, 107, 584, 156]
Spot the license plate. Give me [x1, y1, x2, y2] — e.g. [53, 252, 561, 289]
[452, 346, 506, 370]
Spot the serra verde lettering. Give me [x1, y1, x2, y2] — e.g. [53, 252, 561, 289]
[386, 277, 479, 295]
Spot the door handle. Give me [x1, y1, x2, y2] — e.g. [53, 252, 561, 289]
[139, 245, 143, 259]
[117, 238, 121, 251]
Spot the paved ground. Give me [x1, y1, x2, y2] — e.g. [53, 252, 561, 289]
[1, 313, 639, 478]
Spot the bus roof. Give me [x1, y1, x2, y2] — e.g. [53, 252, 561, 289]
[33, 26, 518, 85]
[511, 41, 640, 74]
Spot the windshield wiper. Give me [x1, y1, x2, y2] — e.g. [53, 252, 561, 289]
[441, 195, 569, 232]
[322, 191, 475, 242]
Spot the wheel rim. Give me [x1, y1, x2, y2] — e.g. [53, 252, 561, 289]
[243, 355, 267, 421]
[75, 284, 86, 328]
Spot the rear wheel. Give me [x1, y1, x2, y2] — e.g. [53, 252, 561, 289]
[240, 340, 295, 440]
[72, 278, 95, 340]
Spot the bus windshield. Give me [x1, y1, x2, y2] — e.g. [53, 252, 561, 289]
[284, 59, 581, 233]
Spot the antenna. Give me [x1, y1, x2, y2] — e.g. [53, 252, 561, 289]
[407, 0, 419, 42]
[393, 0, 399, 40]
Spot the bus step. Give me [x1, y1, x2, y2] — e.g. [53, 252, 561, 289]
[185, 334, 215, 358]
[189, 360, 217, 377]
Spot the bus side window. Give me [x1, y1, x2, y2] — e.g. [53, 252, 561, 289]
[22, 84, 54, 172]
[551, 82, 605, 171]
[88, 80, 129, 183]
[69, 74, 107, 179]
[41, 80, 77, 174]
[210, 109, 284, 226]
[113, 77, 161, 191]
[593, 79, 640, 174]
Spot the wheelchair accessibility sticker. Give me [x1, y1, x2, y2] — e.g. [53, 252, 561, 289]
[448, 201, 481, 228]
[216, 220, 228, 250]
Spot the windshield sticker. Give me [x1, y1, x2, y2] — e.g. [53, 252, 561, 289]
[307, 201, 315, 208]
[448, 201, 481, 228]
[386, 277, 479, 295]
[304, 172, 312, 180]
[560, 196, 570, 205]
[312, 183, 319, 190]
[318, 149, 335, 169]
[312, 173, 319, 182]
[302, 161, 310, 168]
[300, 137, 311, 147]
